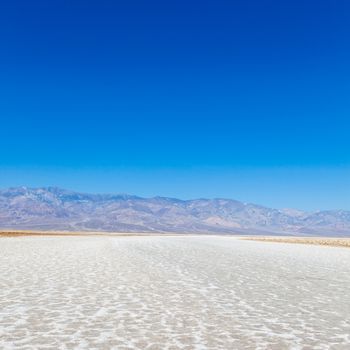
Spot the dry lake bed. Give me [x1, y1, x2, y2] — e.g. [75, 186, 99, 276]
[0, 235, 350, 349]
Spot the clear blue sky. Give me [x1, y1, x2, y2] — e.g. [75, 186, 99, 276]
[0, 0, 349, 210]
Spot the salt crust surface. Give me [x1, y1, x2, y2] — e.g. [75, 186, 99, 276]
[1, 235, 350, 349]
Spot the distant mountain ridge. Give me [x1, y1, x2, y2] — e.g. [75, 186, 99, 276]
[0, 187, 350, 236]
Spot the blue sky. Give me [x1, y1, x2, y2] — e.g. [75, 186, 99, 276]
[0, 0, 349, 210]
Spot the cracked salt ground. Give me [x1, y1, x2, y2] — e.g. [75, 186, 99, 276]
[0, 235, 350, 349]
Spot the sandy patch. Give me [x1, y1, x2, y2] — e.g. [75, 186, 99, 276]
[242, 236, 350, 248]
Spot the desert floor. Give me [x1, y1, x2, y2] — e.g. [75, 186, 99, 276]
[1, 235, 350, 349]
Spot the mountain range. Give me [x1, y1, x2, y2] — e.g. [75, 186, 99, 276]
[0, 187, 349, 236]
